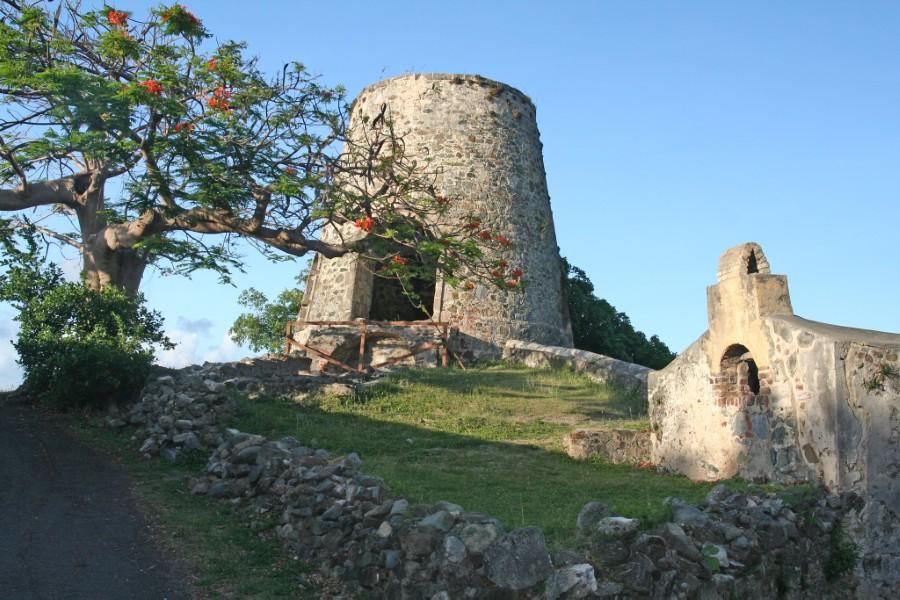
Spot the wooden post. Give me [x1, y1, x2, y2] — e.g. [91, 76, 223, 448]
[358, 321, 367, 373]
[440, 323, 449, 367]
[284, 321, 293, 355]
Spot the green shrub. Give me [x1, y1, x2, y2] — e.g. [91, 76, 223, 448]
[0, 244, 171, 408]
[824, 525, 858, 581]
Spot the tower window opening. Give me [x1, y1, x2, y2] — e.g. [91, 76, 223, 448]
[747, 250, 759, 274]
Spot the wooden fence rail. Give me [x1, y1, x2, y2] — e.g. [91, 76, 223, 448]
[284, 320, 450, 374]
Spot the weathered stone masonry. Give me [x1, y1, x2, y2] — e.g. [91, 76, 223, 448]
[649, 242, 900, 598]
[298, 74, 573, 361]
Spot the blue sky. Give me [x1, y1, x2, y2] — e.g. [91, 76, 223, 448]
[2, 1, 899, 387]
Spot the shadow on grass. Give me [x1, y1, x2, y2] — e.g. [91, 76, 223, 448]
[232, 395, 712, 548]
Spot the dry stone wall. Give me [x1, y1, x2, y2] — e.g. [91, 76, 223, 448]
[564, 428, 652, 464]
[189, 428, 858, 599]
[109, 356, 353, 461]
[107, 356, 863, 599]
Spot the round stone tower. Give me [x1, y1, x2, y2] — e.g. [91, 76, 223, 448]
[299, 73, 573, 359]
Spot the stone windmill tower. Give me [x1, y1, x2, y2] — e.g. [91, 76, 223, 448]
[298, 73, 573, 360]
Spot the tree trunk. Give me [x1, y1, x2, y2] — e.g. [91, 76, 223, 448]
[82, 238, 148, 296]
[76, 175, 148, 296]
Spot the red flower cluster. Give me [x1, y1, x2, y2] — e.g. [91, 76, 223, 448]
[494, 234, 512, 248]
[435, 195, 450, 206]
[106, 9, 129, 27]
[206, 58, 218, 71]
[207, 86, 231, 110]
[172, 122, 194, 134]
[510, 267, 524, 278]
[392, 255, 409, 266]
[161, 4, 199, 24]
[478, 230, 493, 240]
[506, 279, 520, 288]
[159, 4, 202, 37]
[464, 221, 480, 229]
[354, 216, 375, 232]
[139, 80, 163, 95]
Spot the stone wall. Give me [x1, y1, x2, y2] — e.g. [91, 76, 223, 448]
[564, 428, 652, 464]
[115, 357, 862, 598]
[503, 339, 652, 395]
[299, 74, 573, 360]
[192, 428, 858, 599]
[111, 356, 351, 461]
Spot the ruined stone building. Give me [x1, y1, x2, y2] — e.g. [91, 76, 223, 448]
[297, 74, 573, 361]
[649, 242, 900, 594]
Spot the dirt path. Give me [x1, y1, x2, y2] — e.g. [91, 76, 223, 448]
[0, 400, 191, 600]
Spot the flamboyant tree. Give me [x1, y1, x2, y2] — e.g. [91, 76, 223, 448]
[0, 2, 519, 295]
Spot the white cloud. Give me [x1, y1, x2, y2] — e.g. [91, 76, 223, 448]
[0, 312, 22, 390]
[155, 325, 202, 369]
[155, 318, 251, 369]
[0, 314, 15, 339]
[203, 332, 247, 364]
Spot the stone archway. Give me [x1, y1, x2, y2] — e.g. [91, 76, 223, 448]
[714, 343, 776, 481]
[715, 344, 764, 408]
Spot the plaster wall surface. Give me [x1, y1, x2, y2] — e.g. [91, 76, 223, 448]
[299, 74, 573, 359]
[649, 242, 900, 596]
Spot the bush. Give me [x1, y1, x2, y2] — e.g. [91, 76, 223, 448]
[0, 241, 171, 408]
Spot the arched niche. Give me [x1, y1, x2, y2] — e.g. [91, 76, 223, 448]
[714, 344, 767, 407]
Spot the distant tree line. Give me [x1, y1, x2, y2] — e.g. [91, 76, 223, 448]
[562, 258, 676, 370]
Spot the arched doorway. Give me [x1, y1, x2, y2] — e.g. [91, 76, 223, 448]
[715, 344, 763, 407]
[715, 344, 775, 481]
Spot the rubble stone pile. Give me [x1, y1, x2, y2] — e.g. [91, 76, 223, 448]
[109, 356, 352, 461]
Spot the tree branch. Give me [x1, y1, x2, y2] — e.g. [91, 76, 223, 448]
[0, 135, 27, 186]
[11, 218, 84, 250]
[0, 174, 86, 211]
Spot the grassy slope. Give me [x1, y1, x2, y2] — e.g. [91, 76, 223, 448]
[234, 364, 715, 547]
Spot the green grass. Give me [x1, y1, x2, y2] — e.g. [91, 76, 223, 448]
[234, 364, 714, 547]
[69, 420, 318, 599]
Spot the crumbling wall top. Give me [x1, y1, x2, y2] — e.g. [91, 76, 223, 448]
[355, 73, 535, 109]
[717, 242, 771, 282]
